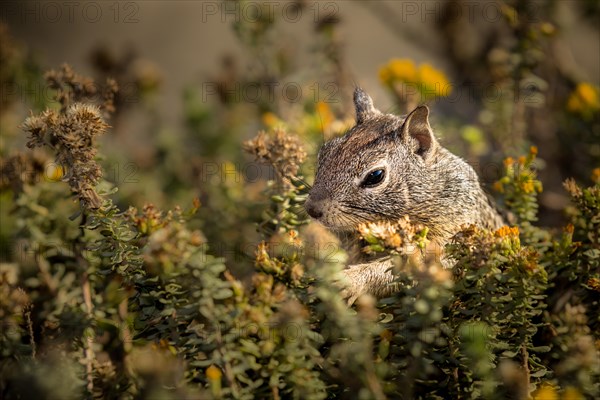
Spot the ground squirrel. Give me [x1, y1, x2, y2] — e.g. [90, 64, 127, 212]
[305, 87, 505, 302]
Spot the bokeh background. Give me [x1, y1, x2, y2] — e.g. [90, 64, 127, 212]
[4, 1, 599, 127]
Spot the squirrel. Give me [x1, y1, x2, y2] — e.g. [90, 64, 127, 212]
[304, 87, 505, 303]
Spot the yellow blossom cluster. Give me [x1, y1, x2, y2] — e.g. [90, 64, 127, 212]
[494, 146, 542, 195]
[417, 63, 453, 97]
[566, 82, 600, 116]
[532, 384, 583, 400]
[494, 225, 522, 256]
[494, 225, 520, 238]
[379, 58, 452, 99]
[261, 111, 280, 128]
[261, 101, 352, 141]
[357, 216, 429, 254]
[378, 59, 418, 86]
[308, 101, 353, 137]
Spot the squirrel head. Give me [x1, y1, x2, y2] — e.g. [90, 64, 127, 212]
[305, 87, 441, 231]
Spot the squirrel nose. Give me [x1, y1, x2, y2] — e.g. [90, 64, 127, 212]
[305, 199, 323, 219]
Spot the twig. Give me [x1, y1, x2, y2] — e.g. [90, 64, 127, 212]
[520, 344, 530, 393]
[82, 272, 95, 394]
[119, 298, 132, 353]
[77, 211, 95, 395]
[24, 302, 36, 360]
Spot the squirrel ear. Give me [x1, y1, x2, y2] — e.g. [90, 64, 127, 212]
[400, 105, 437, 157]
[353, 87, 379, 124]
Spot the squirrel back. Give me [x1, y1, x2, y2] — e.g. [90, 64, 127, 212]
[305, 87, 504, 244]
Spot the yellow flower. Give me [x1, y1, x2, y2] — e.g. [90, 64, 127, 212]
[389, 59, 418, 82]
[576, 83, 600, 106]
[378, 58, 417, 86]
[532, 384, 558, 400]
[45, 163, 65, 182]
[315, 101, 334, 131]
[567, 82, 600, 114]
[494, 226, 520, 238]
[493, 181, 504, 193]
[262, 112, 280, 128]
[206, 365, 222, 380]
[522, 180, 535, 193]
[206, 365, 222, 397]
[591, 167, 600, 184]
[564, 223, 574, 234]
[418, 63, 452, 98]
[379, 58, 452, 101]
[540, 22, 556, 36]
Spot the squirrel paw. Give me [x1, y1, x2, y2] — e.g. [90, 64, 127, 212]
[337, 266, 370, 305]
[336, 261, 398, 305]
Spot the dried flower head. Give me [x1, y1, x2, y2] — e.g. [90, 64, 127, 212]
[357, 216, 429, 255]
[127, 203, 170, 236]
[563, 178, 582, 198]
[21, 111, 51, 149]
[21, 102, 109, 209]
[243, 128, 307, 185]
[45, 64, 97, 111]
[43, 63, 119, 119]
[101, 78, 119, 116]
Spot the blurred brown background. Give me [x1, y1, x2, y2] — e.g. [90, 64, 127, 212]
[3, 1, 597, 127]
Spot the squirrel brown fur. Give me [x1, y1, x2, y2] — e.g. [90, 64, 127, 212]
[304, 87, 505, 303]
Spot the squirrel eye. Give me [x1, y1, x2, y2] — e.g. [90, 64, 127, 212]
[361, 169, 385, 187]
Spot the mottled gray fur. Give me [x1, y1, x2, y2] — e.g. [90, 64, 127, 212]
[305, 88, 505, 303]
